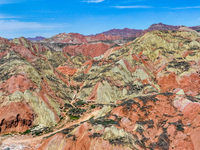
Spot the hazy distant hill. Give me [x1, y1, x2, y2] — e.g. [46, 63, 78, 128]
[27, 36, 45, 41]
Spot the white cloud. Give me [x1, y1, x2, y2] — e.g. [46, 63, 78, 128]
[83, 0, 104, 3]
[0, 20, 69, 38]
[172, 6, 200, 10]
[0, 14, 17, 19]
[0, 0, 21, 5]
[112, 5, 152, 9]
[0, 20, 66, 31]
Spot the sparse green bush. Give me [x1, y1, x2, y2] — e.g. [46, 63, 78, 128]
[69, 115, 80, 120]
[68, 108, 86, 116]
[90, 105, 96, 109]
[22, 129, 31, 135]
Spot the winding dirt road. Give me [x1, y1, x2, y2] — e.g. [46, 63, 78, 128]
[1, 110, 99, 145]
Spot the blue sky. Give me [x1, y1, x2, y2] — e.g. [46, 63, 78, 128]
[0, 0, 200, 38]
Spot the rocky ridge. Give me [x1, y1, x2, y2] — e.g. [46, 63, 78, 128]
[98, 23, 200, 39]
[42, 33, 120, 44]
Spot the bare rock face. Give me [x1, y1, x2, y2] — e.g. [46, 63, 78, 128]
[178, 26, 197, 32]
[0, 30, 200, 150]
[57, 66, 78, 76]
[11, 37, 47, 54]
[35, 30, 200, 150]
[0, 37, 72, 134]
[63, 43, 112, 58]
[0, 102, 33, 134]
[39, 94, 199, 150]
[42, 33, 120, 44]
[88, 33, 121, 41]
[102, 28, 143, 38]
[148, 23, 181, 31]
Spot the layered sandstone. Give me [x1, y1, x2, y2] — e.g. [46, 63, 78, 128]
[37, 30, 200, 150]
[42, 33, 120, 44]
[0, 30, 200, 150]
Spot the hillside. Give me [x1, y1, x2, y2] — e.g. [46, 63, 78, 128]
[0, 29, 200, 150]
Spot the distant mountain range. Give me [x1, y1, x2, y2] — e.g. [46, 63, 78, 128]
[101, 23, 200, 38]
[41, 33, 120, 44]
[27, 36, 45, 41]
[35, 23, 200, 54]
[41, 23, 200, 43]
[6, 23, 200, 43]
[8, 36, 45, 41]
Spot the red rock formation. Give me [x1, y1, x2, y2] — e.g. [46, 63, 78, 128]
[158, 73, 179, 93]
[88, 33, 121, 41]
[11, 45, 38, 61]
[179, 73, 200, 96]
[63, 43, 112, 57]
[0, 37, 14, 48]
[11, 37, 47, 54]
[43, 33, 120, 44]
[0, 37, 68, 136]
[38, 122, 131, 150]
[148, 23, 181, 31]
[104, 46, 121, 58]
[57, 66, 78, 76]
[59, 33, 88, 43]
[39, 93, 200, 150]
[0, 102, 33, 134]
[189, 25, 200, 31]
[1, 30, 200, 150]
[102, 28, 143, 38]
[100, 23, 200, 39]
[0, 75, 37, 94]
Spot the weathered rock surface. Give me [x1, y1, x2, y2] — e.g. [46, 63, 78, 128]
[102, 28, 143, 38]
[148, 23, 181, 31]
[42, 33, 120, 44]
[0, 37, 71, 134]
[63, 43, 112, 57]
[36, 30, 200, 150]
[0, 29, 200, 150]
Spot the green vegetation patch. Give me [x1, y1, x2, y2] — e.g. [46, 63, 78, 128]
[109, 137, 133, 147]
[69, 115, 80, 120]
[168, 60, 190, 72]
[73, 100, 87, 107]
[68, 108, 86, 116]
[89, 117, 119, 127]
[90, 105, 96, 109]
[21, 129, 31, 135]
[67, 108, 86, 120]
[20, 126, 53, 136]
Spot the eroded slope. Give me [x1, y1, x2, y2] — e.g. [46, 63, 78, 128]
[38, 30, 200, 150]
[0, 30, 200, 150]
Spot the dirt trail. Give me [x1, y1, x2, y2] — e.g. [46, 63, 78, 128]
[2, 110, 99, 145]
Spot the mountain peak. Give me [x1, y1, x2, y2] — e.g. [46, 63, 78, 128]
[148, 23, 180, 31]
[27, 36, 45, 41]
